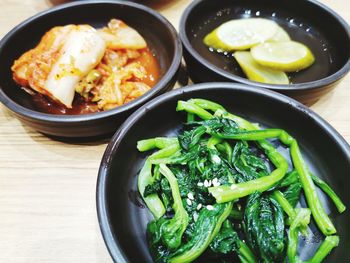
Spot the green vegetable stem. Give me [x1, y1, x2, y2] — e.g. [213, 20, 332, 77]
[272, 190, 309, 236]
[238, 240, 258, 263]
[311, 175, 346, 213]
[158, 164, 189, 249]
[305, 236, 339, 263]
[138, 144, 180, 219]
[137, 137, 179, 152]
[277, 170, 346, 213]
[287, 208, 311, 263]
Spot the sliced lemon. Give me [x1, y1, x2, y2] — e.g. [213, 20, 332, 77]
[269, 26, 291, 42]
[233, 51, 289, 84]
[251, 41, 315, 72]
[204, 18, 278, 51]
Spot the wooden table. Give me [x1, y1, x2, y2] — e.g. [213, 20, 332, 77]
[0, 0, 349, 262]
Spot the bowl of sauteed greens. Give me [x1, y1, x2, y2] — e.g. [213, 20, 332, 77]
[97, 83, 350, 263]
[180, 0, 350, 105]
[0, 0, 181, 137]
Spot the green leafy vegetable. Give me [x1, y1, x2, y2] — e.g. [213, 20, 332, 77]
[305, 235, 339, 263]
[201, 109, 336, 236]
[138, 160, 165, 219]
[232, 141, 269, 183]
[271, 190, 309, 236]
[210, 220, 239, 254]
[229, 208, 243, 221]
[136, 98, 344, 263]
[287, 208, 311, 263]
[282, 182, 302, 208]
[311, 175, 346, 213]
[244, 192, 285, 262]
[168, 203, 232, 263]
[277, 169, 346, 213]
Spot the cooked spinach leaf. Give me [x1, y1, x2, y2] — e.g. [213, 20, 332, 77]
[244, 192, 285, 262]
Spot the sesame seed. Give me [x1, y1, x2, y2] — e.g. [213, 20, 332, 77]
[186, 199, 192, 206]
[187, 192, 194, 200]
[230, 184, 237, 190]
[193, 213, 199, 222]
[212, 178, 220, 187]
[204, 180, 209, 187]
[197, 204, 202, 210]
[206, 205, 214, 211]
[197, 182, 204, 187]
[212, 155, 221, 164]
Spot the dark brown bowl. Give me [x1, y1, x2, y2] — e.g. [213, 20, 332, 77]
[180, 0, 350, 105]
[97, 82, 350, 262]
[0, 0, 182, 138]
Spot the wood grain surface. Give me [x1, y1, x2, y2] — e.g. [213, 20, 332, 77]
[0, 0, 349, 262]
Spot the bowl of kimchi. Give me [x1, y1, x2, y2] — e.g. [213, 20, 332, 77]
[0, 0, 182, 137]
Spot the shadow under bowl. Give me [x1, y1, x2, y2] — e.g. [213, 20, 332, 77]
[97, 82, 350, 262]
[0, 0, 182, 138]
[180, 0, 350, 105]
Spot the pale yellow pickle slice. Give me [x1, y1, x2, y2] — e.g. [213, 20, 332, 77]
[233, 51, 289, 84]
[204, 18, 278, 51]
[251, 41, 315, 72]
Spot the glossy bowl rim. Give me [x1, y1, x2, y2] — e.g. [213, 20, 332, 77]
[0, 0, 182, 123]
[96, 82, 350, 262]
[179, 0, 350, 91]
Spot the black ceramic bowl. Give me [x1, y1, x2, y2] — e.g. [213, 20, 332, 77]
[0, 0, 182, 138]
[180, 0, 350, 105]
[97, 83, 350, 262]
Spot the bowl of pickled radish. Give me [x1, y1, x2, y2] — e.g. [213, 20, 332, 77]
[180, 0, 350, 104]
[0, 0, 182, 138]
